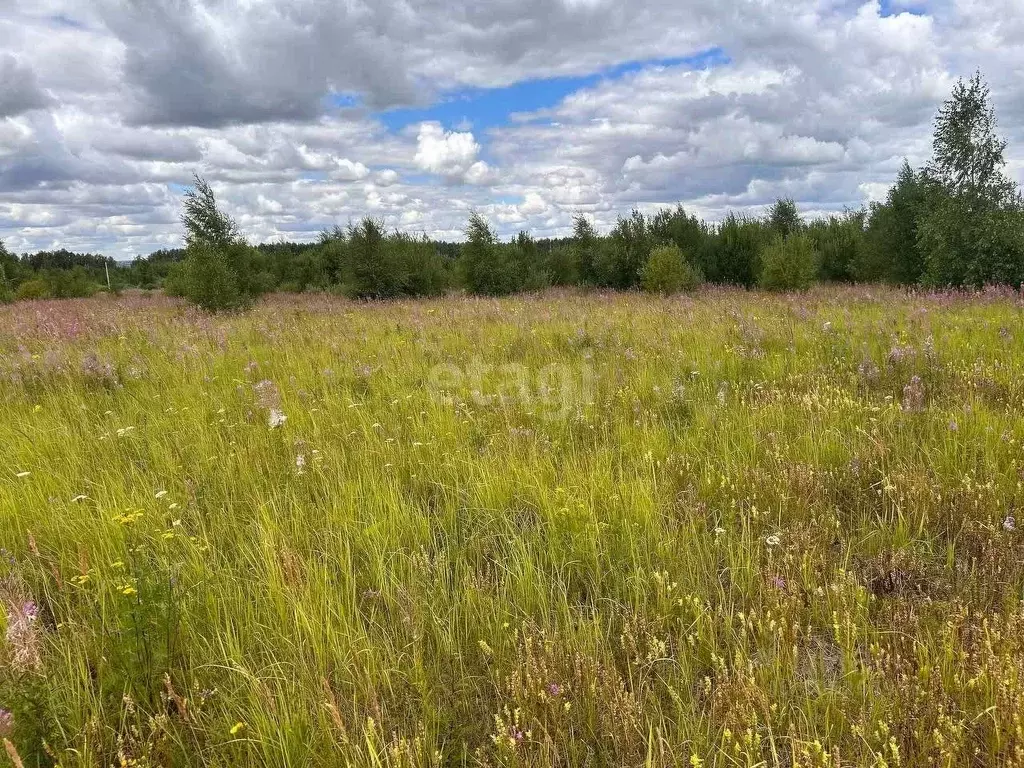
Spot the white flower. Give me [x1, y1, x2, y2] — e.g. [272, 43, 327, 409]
[268, 409, 287, 429]
[713, 527, 726, 536]
[155, 490, 168, 499]
[1003, 515, 1016, 532]
[765, 535, 781, 547]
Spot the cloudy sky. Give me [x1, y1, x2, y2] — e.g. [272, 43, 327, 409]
[0, 0, 1021, 259]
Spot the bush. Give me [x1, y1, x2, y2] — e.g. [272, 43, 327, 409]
[758, 234, 818, 291]
[460, 213, 518, 295]
[768, 198, 802, 238]
[15, 279, 49, 301]
[607, 210, 651, 289]
[862, 161, 929, 283]
[162, 262, 189, 297]
[345, 218, 399, 299]
[178, 243, 249, 312]
[391, 233, 450, 297]
[918, 194, 1024, 287]
[641, 245, 703, 294]
[543, 245, 577, 287]
[808, 211, 866, 283]
[713, 214, 769, 287]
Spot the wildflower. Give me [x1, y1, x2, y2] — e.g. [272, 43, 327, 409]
[0, 709, 11, 738]
[1003, 516, 1016, 532]
[714, 526, 726, 536]
[253, 379, 281, 409]
[949, 420, 958, 432]
[295, 454, 306, 473]
[155, 490, 168, 499]
[887, 345, 910, 365]
[547, 683, 561, 697]
[765, 535, 781, 547]
[268, 409, 287, 429]
[230, 722, 246, 736]
[901, 376, 925, 413]
[822, 321, 832, 332]
[5, 599, 43, 672]
[120, 584, 138, 596]
[857, 359, 880, 381]
[770, 576, 786, 590]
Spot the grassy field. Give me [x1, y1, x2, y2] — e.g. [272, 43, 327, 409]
[2, 286, 1024, 767]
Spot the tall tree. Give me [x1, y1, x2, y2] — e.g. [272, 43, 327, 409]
[927, 72, 1018, 208]
[918, 72, 1024, 287]
[181, 174, 240, 249]
[863, 161, 929, 284]
[768, 198, 802, 239]
[571, 213, 599, 285]
[460, 212, 516, 295]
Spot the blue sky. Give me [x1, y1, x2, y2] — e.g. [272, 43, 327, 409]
[374, 48, 732, 135]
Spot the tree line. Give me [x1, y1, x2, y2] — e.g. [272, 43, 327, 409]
[1, 72, 1022, 310]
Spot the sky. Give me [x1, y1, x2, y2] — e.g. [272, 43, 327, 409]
[0, 0, 1022, 259]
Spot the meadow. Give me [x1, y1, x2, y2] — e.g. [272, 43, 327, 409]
[2, 286, 1024, 767]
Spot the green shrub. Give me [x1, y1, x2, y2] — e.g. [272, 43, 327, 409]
[178, 243, 248, 312]
[758, 234, 818, 291]
[460, 213, 519, 296]
[918, 194, 1024, 287]
[808, 210, 866, 283]
[712, 214, 769, 287]
[543, 245, 577, 287]
[607, 210, 651, 289]
[768, 198, 802, 238]
[391, 233, 450, 297]
[16, 279, 49, 301]
[641, 245, 703, 294]
[862, 160, 929, 284]
[162, 262, 189, 297]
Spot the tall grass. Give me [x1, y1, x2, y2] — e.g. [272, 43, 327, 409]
[1, 286, 1024, 766]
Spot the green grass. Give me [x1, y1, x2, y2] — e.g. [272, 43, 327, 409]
[2, 286, 1024, 766]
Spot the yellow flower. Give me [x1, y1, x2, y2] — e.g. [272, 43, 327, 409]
[120, 584, 138, 596]
[230, 722, 246, 735]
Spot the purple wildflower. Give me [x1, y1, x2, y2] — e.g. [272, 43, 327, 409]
[547, 682, 562, 697]
[901, 376, 925, 413]
[0, 708, 11, 737]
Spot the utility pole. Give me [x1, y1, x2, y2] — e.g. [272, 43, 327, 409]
[105, 260, 112, 292]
